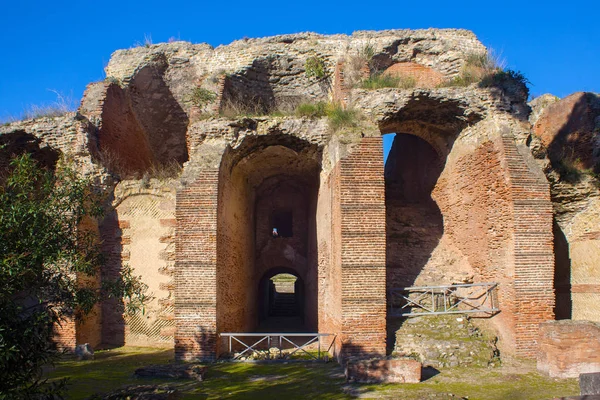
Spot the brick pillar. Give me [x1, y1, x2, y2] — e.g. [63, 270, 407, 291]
[339, 137, 387, 358]
[501, 135, 555, 358]
[174, 170, 219, 361]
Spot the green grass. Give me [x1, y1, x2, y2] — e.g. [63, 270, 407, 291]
[295, 102, 327, 118]
[359, 73, 416, 90]
[325, 103, 358, 131]
[46, 347, 579, 400]
[47, 347, 350, 399]
[359, 366, 579, 400]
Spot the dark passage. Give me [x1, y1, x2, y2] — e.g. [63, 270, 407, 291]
[258, 270, 306, 332]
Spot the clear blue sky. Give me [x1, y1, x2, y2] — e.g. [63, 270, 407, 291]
[1, 0, 598, 123]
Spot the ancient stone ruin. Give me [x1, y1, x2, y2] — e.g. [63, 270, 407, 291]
[1, 29, 599, 367]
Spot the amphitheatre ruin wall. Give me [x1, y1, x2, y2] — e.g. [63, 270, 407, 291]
[1, 29, 599, 369]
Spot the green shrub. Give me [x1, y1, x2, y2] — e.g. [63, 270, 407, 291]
[479, 69, 529, 88]
[305, 56, 326, 79]
[438, 51, 503, 88]
[359, 42, 375, 62]
[295, 102, 327, 118]
[190, 87, 217, 108]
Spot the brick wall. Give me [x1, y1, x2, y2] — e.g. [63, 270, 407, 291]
[317, 165, 342, 354]
[338, 137, 387, 358]
[174, 170, 219, 361]
[383, 62, 445, 88]
[434, 133, 554, 358]
[538, 320, 600, 378]
[215, 162, 256, 338]
[500, 135, 554, 357]
[53, 317, 76, 351]
[100, 215, 129, 346]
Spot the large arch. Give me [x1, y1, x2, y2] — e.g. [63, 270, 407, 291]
[380, 93, 554, 357]
[215, 137, 321, 340]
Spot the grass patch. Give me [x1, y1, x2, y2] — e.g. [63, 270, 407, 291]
[216, 100, 360, 133]
[295, 102, 327, 118]
[359, 73, 416, 90]
[47, 347, 350, 399]
[325, 103, 358, 131]
[271, 273, 297, 283]
[438, 51, 529, 96]
[360, 366, 578, 400]
[46, 347, 579, 400]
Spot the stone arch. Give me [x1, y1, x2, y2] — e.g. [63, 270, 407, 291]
[380, 94, 481, 291]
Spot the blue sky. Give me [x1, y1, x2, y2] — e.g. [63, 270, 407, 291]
[1, 0, 597, 124]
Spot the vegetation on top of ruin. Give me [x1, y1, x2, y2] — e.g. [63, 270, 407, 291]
[434, 51, 530, 97]
[294, 101, 328, 118]
[347, 48, 530, 97]
[325, 103, 359, 131]
[95, 147, 183, 182]
[0, 90, 77, 124]
[359, 73, 417, 90]
[213, 97, 361, 134]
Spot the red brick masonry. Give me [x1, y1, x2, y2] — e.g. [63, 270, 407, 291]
[538, 320, 600, 378]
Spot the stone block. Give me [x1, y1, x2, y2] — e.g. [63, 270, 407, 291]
[345, 359, 421, 383]
[581, 372, 600, 396]
[538, 320, 600, 378]
[74, 343, 94, 360]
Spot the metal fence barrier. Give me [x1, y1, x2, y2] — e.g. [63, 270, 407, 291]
[219, 332, 336, 361]
[389, 282, 499, 317]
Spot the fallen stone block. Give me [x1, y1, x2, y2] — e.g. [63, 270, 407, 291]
[345, 358, 421, 383]
[537, 320, 600, 378]
[74, 343, 94, 360]
[134, 364, 207, 381]
[581, 372, 600, 396]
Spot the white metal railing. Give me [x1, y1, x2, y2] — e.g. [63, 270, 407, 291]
[219, 333, 336, 361]
[389, 282, 499, 317]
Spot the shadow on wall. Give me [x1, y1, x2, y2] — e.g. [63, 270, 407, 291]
[94, 59, 189, 179]
[553, 221, 572, 320]
[221, 59, 277, 115]
[0, 130, 60, 173]
[99, 206, 127, 347]
[544, 92, 600, 180]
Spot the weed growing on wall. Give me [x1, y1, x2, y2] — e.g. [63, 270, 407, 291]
[359, 73, 417, 90]
[304, 56, 327, 79]
[295, 102, 328, 118]
[190, 87, 217, 108]
[325, 103, 358, 131]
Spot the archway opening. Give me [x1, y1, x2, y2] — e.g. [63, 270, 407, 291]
[257, 269, 305, 332]
[217, 137, 321, 337]
[385, 133, 444, 288]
